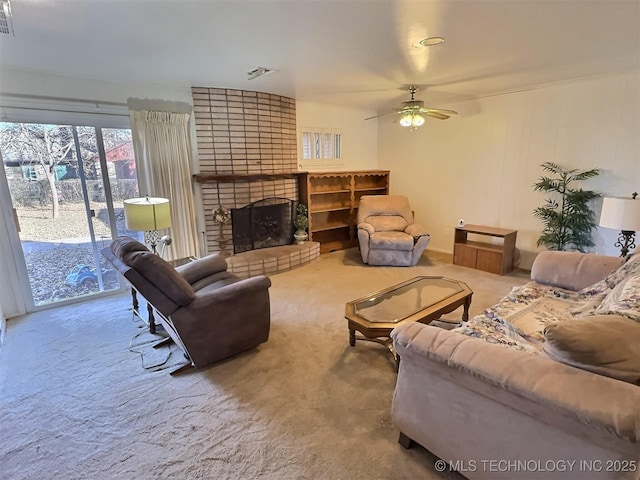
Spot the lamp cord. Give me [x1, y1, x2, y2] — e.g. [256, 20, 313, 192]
[127, 311, 173, 370]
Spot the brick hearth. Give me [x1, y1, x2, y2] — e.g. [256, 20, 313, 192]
[227, 241, 320, 279]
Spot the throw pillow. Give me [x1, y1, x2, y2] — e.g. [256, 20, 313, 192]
[595, 274, 640, 322]
[543, 316, 640, 385]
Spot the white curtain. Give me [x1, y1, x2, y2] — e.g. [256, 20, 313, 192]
[130, 110, 198, 261]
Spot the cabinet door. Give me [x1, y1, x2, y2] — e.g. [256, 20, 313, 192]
[476, 250, 503, 275]
[453, 244, 477, 269]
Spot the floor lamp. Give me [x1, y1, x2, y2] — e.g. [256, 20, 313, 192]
[599, 192, 640, 257]
[123, 196, 172, 254]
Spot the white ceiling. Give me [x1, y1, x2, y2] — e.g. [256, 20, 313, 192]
[1, 0, 639, 113]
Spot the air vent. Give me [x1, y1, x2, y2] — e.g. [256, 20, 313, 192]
[247, 67, 273, 80]
[0, 0, 14, 36]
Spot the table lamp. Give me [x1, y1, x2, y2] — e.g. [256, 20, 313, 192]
[123, 196, 171, 254]
[599, 192, 640, 257]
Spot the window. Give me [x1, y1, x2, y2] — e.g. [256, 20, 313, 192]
[299, 127, 342, 165]
[1, 122, 137, 308]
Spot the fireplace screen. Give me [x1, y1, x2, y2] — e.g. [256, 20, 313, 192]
[231, 197, 296, 254]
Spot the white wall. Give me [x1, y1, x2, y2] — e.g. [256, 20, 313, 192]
[296, 101, 378, 171]
[378, 71, 640, 269]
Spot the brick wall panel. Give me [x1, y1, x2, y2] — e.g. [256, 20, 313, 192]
[192, 87, 298, 253]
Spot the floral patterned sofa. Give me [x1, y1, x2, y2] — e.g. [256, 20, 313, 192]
[453, 251, 640, 357]
[391, 251, 640, 479]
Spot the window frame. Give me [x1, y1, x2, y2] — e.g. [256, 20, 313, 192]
[298, 127, 344, 168]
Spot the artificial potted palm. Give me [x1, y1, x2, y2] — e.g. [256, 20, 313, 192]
[293, 203, 309, 244]
[532, 162, 601, 252]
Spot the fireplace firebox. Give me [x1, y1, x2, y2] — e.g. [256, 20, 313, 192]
[231, 198, 296, 254]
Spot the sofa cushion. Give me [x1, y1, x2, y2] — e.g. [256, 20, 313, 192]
[176, 254, 229, 285]
[404, 223, 429, 239]
[370, 231, 414, 251]
[125, 250, 196, 307]
[365, 215, 408, 232]
[531, 251, 623, 291]
[190, 271, 239, 292]
[356, 195, 413, 225]
[579, 252, 640, 296]
[595, 274, 640, 322]
[543, 316, 640, 385]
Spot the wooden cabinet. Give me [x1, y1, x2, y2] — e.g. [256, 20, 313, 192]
[298, 170, 390, 253]
[453, 224, 517, 275]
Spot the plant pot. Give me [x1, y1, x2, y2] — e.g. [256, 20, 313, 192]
[294, 231, 308, 245]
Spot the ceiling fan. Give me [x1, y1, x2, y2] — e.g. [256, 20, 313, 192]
[365, 86, 457, 130]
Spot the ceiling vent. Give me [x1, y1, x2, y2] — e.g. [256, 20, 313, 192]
[0, 0, 14, 36]
[247, 67, 273, 81]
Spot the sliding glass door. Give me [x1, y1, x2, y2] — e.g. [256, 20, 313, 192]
[0, 122, 140, 309]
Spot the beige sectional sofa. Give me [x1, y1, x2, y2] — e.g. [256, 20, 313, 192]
[391, 251, 640, 480]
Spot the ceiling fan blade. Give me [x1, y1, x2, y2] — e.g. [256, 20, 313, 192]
[364, 110, 399, 120]
[425, 108, 458, 115]
[424, 111, 450, 120]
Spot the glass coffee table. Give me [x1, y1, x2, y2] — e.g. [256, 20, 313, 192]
[345, 276, 473, 361]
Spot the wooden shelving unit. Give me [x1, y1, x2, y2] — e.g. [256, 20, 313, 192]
[298, 170, 390, 253]
[453, 224, 517, 275]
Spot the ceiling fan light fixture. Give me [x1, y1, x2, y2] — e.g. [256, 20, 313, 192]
[418, 36, 445, 47]
[399, 112, 425, 130]
[399, 114, 413, 127]
[364, 85, 456, 127]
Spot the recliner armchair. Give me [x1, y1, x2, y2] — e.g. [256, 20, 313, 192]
[102, 236, 271, 373]
[357, 195, 430, 266]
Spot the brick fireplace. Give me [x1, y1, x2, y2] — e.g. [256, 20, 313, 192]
[191, 87, 319, 276]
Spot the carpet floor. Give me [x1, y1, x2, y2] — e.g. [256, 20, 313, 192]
[0, 248, 529, 480]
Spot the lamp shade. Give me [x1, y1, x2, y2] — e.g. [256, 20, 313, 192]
[123, 196, 171, 231]
[599, 197, 640, 232]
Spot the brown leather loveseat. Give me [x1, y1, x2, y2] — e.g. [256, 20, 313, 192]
[102, 236, 271, 373]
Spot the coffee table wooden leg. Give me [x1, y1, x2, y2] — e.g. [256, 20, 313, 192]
[462, 295, 472, 322]
[349, 328, 356, 346]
